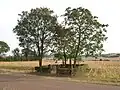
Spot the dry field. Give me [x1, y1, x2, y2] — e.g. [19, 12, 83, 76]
[0, 60, 120, 82]
[0, 60, 120, 69]
[0, 60, 57, 72]
[0, 60, 56, 67]
[76, 61, 120, 82]
[83, 61, 120, 68]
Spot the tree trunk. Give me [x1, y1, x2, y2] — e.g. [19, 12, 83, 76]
[36, 42, 42, 67]
[74, 27, 81, 67]
[37, 43, 41, 57]
[39, 59, 42, 67]
[69, 58, 72, 76]
[25, 52, 28, 61]
[70, 58, 72, 69]
[63, 52, 67, 65]
[63, 46, 67, 65]
[74, 60, 76, 67]
[39, 39, 44, 67]
[74, 41, 80, 67]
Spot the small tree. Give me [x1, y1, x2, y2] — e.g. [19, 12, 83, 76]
[12, 48, 20, 61]
[21, 48, 36, 61]
[0, 41, 10, 56]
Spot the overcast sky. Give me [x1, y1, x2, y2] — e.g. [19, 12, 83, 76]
[0, 0, 120, 54]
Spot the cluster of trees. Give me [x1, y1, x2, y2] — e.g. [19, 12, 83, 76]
[1, 7, 108, 67]
[0, 41, 36, 61]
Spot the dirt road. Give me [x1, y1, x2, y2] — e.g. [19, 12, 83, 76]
[0, 74, 120, 90]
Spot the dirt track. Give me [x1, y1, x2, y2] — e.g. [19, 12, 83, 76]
[0, 74, 120, 90]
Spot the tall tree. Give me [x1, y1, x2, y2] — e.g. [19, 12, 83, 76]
[62, 7, 108, 66]
[0, 41, 10, 55]
[13, 7, 57, 66]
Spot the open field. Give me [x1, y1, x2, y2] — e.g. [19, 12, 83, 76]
[75, 61, 120, 83]
[83, 61, 120, 68]
[0, 60, 120, 68]
[0, 60, 56, 72]
[0, 60, 120, 84]
[0, 60, 120, 71]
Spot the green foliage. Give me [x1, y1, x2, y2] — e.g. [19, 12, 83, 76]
[35, 66, 50, 73]
[62, 7, 108, 62]
[12, 48, 22, 61]
[52, 24, 76, 64]
[21, 48, 36, 60]
[12, 48, 20, 56]
[13, 6, 108, 67]
[0, 41, 10, 55]
[13, 7, 58, 66]
[52, 7, 108, 66]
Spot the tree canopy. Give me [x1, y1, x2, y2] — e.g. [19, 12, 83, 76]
[0, 41, 10, 55]
[13, 6, 108, 66]
[13, 7, 58, 66]
[52, 7, 108, 65]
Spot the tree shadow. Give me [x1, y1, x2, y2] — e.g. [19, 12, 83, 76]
[27, 71, 71, 78]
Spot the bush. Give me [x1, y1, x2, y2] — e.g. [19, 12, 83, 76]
[57, 68, 71, 76]
[35, 65, 50, 73]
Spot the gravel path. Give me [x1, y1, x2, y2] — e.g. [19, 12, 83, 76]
[0, 74, 120, 90]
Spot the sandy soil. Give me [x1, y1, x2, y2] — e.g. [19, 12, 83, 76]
[0, 74, 120, 90]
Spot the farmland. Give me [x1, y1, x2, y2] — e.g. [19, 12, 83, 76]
[0, 59, 120, 84]
[0, 59, 120, 69]
[0, 60, 55, 73]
